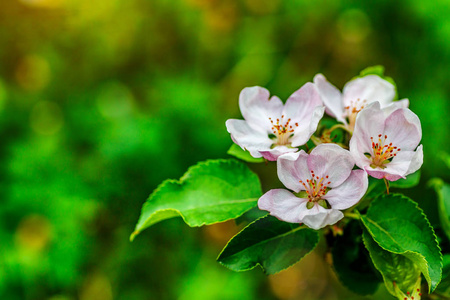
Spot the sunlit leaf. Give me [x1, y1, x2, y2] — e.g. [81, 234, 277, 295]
[131, 159, 262, 241]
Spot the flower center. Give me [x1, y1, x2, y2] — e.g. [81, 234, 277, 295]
[344, 98, 367, 130]
[269, 115, 298, 146]
[368, 134, 401, 168]
[299, 170, 331, 208]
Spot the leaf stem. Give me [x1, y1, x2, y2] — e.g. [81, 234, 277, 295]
[384, 178, 390, 194]
[344, 212, 360, 220]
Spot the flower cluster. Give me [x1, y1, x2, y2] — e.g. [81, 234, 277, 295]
[226, 71, 423, 229]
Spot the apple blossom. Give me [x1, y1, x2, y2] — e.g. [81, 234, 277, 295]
[258, 144, 368, 230]
[349, 102, 423, 181]
[225, 83, 325, 161]
[313, 73, 409, 130]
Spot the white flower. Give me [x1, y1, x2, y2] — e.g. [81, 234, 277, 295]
[258, 144, 368, 229]
[313, 74, 409, 130]
[349, 102, 423, 181]
[225, 84, 325, 161]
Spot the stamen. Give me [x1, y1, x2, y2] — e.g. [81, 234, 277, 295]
[299, 171, 331, 204]
[369, 134, 401, 168]
[268, 115, 299, 146]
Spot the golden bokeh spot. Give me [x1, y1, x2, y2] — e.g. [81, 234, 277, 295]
[15, 54, 51, 91]
[30, 101, 64, 135]
[80, 272, 113, 300]
[15, 214, 52, 252]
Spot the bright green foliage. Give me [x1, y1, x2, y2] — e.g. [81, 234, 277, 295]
[362, 229, 422, 298]
[227, 144, 265, 163]
[131, 159, 261, 240]
[360, 194, 442, 292]
[217, 216, 319, 274]
[332, 221, 381, 295]
[430, 178, 450, 241]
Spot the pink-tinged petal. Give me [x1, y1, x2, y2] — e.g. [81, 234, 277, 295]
[405, 144, 423, 176]
[370, 146, 423, 181]
[383, 108, 422, 151]
[258, 189, 308, 223]
[239, 86, 284, 132]
[307, 144, 355, 188]
[290, 105, 325, 147]
[313, 74, 346, 123]
[365, 168, 403, 181]
[259, 146, 298, 161]
[283, 82, 323, 121]
[350, 102, 385, 169]
[226, 119, 273, 158]
[277, 151, 309, 192]
[342, 75, 395, 108]
[300, 205, 344, 230]
[382, 98, 410, 115]
[324, 170, 368, 210]
[363, 150, 418, 181]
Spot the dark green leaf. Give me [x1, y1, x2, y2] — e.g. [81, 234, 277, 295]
[218, 216, 319, 274]
[235, 206, 268, 226]
[227, 144, 265, 163]
[362, 229, 422, 298]
[131, 159, 261, 241]
[360, 194, 443, 292]
[332, 220, 381, 295]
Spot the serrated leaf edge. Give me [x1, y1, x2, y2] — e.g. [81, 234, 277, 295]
[360, 193, 443, 293]
[217, 216, 319, 275]
[131, 159, 261, 241]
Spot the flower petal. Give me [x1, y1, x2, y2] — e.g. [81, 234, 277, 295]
[226, 119, 273, 158]
[313, 73, 346, 123]
[405, 144, 423, 176]
[342, 75, 396, 108]
[259, 146, 298, 162]
[239, 86, 284, 132]
[307, 144, 355, 188]
[383, 108, 422, 151]
[290, 105, 325, 147]
[324, 170, 368, 210]
[300, 205, 344, 230]
[258, 189, 308, 223]
[277, 151, 309, 192]
[282, 82, 325, 147]
[350, 102, 385, 169]
[382, 98, 410, 115]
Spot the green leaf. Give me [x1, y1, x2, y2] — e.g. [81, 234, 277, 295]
[436, 254, 450, 297]
[217, 216, 319, 274]
[359, 65, 386, 77]
[362, 229, 422, 298]
[390, 171, 421, 189]
[430, 178, 450, 241]
[131, 159, 262, 241]
[227, 144, 265, 163]
[360, 194, 443, 292]
[332, 220, 381, 295]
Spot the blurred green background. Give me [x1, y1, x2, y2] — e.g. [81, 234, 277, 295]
[0, 0, 449, 299]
